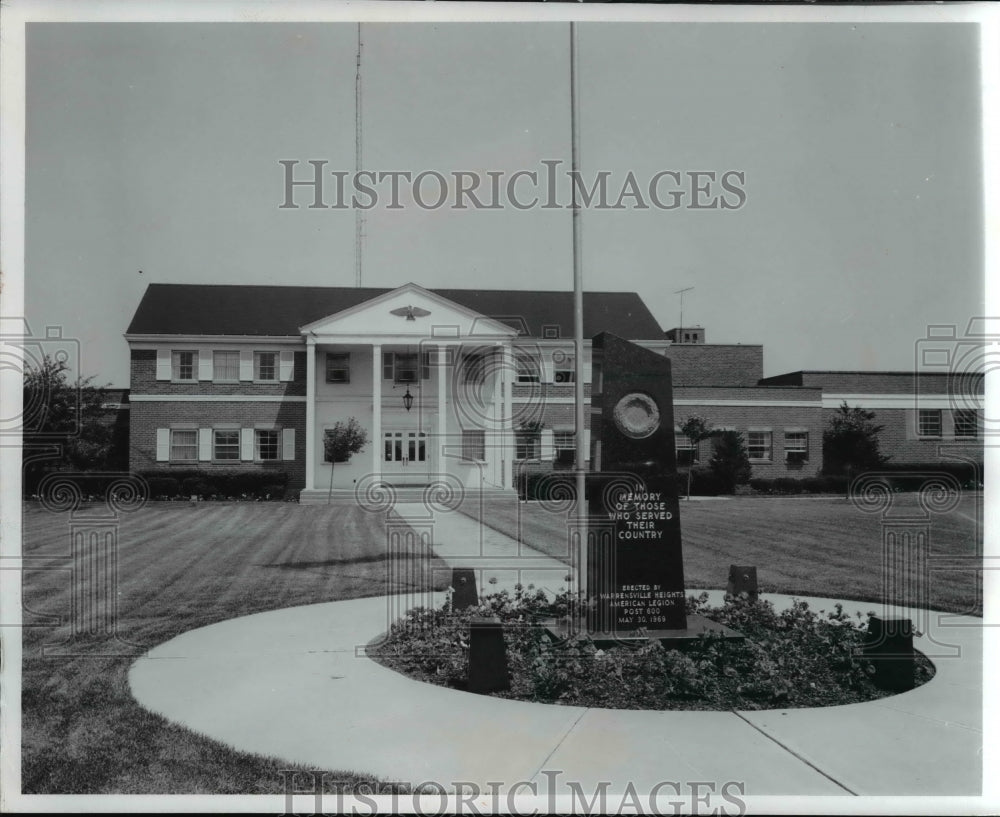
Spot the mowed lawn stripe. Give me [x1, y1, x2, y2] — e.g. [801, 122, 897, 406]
[461, 494, 981, 615]
[20, 502, 452, 794]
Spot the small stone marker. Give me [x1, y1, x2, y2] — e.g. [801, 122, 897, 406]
[863, 615, 915, 692]
[726, 565, 759, 600]
[467, 617, 510, 694]
[451, 568, 478, 610]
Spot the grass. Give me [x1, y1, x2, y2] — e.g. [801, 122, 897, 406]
[20, 491, 983, 793]
[460, 492, 983, 616]
[20, 501, 451, 794]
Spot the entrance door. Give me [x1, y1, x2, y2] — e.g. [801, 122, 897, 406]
[383, 430, 428, 483]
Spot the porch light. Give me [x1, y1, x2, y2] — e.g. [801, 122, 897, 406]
[402, 387, 414, 412]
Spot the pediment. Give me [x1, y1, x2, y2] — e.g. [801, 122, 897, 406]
[299, 283, 518, 340]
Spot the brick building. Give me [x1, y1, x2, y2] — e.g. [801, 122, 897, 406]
[124, 283, 983, 500]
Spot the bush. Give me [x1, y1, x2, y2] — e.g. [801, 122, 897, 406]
[146, 476, 180, 499]
[138, 469, 289, 500]
[370, 587, 934, 711]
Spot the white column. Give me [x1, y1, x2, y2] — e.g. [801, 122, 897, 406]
[437, 344, 447, 471]
[372, 344, 382, 477]
[305, 337, 316, 490]
[502, 343, 514, 489]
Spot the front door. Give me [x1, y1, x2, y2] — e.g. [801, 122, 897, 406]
[382, 430, 429, 483]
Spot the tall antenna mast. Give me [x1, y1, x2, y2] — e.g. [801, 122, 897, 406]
[355, 22, 364, 288]
[675, 286, 693, 340]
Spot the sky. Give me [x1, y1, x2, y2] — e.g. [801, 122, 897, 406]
[24, 21, 984, 386]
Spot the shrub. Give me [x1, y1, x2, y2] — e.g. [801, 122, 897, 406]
[138, 470, 289, 500]
[370, 587, 934, 711]
[708, 431, 752, 494]
[146, 476, 179, 498]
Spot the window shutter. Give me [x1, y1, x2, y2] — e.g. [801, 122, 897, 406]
[583, 429, 591, 463]
[198, 428, 212, 461]
[279, 350, 294, 381]
[156, 350, 171, 381]
[383, 352, 394, 380]
[540, 356, 554, 384]
[156, 428, 170, 461]
[239, 350, 253, 381]
[282, 428, 295, 460]
[198, 349, 212, 381]
[541, 429, 555, 460]
[240, 428, 254, 461]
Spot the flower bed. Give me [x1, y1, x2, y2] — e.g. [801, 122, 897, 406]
[369, 587, 935, 711]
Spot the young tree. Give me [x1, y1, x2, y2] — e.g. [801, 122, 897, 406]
[822, 402, 889, 475]
[709, 430, 752, 494]
[676, 415, 714, 499]
[323, 417, 369, 503]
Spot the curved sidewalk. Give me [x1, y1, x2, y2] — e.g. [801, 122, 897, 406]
[128, 589, 982, 796]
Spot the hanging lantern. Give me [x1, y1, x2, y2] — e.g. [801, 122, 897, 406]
[403, 387, 414, 412]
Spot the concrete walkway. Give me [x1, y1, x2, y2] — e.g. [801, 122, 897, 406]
[392, 503, 573, 595]
[127, 507, 983, 797]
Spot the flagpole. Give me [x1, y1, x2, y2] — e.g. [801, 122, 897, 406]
[570, 22, 588, 604]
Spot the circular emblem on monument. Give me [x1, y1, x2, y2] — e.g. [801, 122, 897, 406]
[612, 392, 660, 439]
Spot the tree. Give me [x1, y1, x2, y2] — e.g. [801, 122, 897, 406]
[822, 402, 889, 475]
[323, 417, 369, 503]
[676, 415, 714, 499]
[709, 430, 752, 494]
[22, 355, 117, 487]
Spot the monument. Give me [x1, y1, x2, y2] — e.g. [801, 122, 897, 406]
[548, 332, 742, 646]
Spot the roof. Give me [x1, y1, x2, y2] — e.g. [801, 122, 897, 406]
[125, 284, 665, 340]
[760, 370, 984, 384]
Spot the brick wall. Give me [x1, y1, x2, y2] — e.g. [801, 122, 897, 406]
[129, 400, 306, 489]
[823, 406, 984, 466]
[130, 349, 307, 396]
[662, 345, 764, 387]
[674, 386, 824, 478]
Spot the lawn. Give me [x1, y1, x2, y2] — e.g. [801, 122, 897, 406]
[20, 501, 450, 794]
[460, 492, 983, 617]
[19, 492, 983, 794]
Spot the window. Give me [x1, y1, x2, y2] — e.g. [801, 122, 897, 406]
[255, 429, 279, 460]
[784, 431, 809, 462]
[953, 409, 978, 439]
[918, 409, 942, 437]
[462, 351, 489, 384]
[172, 351, 196, 381]
[255, 351, 277, 382]
[213, 351, 239, 382]
[170, 429, 197, 461]
[515, 429, 541, 460]
[542, 325, 560, 339]
[384, 352, 422, 383]
[554, 354, 575, 384]
[747, 431, 772, 461]
[326, 353, 351, 384]
[554, 431, 575, 466]
[675, 432, 698, 466]
[516, 354, 540, 383]
[461, 430, 485, 462]
[213, 429, 240, 460]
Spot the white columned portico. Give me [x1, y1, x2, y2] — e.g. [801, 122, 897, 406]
[437, 344, 447, 468]
[305, 337, 316, 490]
[372, 343, 382, 477]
